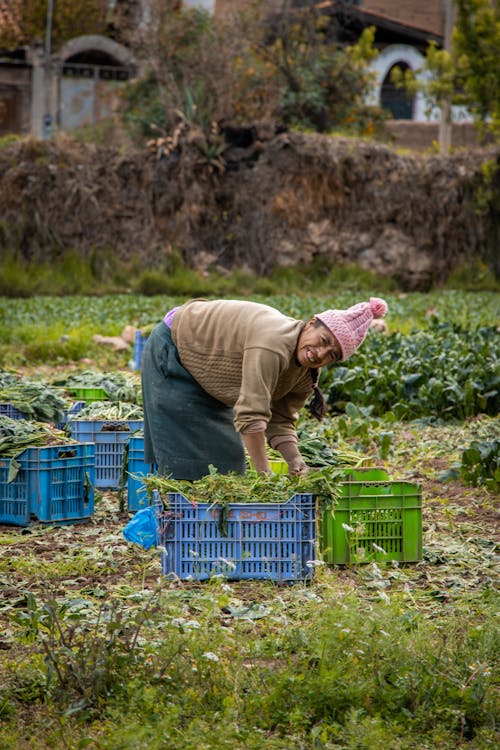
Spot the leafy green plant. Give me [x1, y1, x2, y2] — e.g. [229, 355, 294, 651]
[459, 439, 500, 491]
[10, 591, 161, 710]
[322, 321, 500, 420]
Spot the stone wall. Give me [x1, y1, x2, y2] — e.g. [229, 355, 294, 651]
[0, 131, 496, 290]
[386, 121, 481, 152]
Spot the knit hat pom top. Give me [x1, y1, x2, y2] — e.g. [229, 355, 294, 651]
[315, 297, 388, 361]
[369, 297, 388, 319]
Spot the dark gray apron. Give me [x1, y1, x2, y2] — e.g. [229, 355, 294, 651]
[141, 322, 245, 480]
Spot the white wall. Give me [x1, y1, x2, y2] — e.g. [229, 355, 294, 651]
[182, 1, 215, 11]
[369, 43, 473, 122]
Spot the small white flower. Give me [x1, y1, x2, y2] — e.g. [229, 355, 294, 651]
[170, 617, 201, 629]
[372, 562, 383, 577]
[219, 557, 236, 570]
[189, 549, 199, 557]
[306, 559, 325, 567]
[202, 652, 219, 662]
[342, 523, 354, 532]
[372, 543, 387, 554]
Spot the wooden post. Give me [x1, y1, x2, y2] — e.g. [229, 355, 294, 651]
[439, 0, 456, 152]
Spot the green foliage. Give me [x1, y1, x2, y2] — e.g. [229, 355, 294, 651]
[122, 1, 244, 138]
[444, 257, 500, 291]
[0, 0, 108, 51]
[0, 250, 130, 298]
[0, 134, 22, 150]
[8, 591, 161, 710]
[460, 439, 500, 491]
[391, 0, 500, 143]
[120, 77, 167, 142]
[246, 16, 387, 136]
[120, 2, 387, 145]
[454, 0, 500, 141]
[321, 320, 500, 420]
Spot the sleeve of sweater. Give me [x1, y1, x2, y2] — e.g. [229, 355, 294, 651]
[266, 385, 312, 444]
[232, 347, 284, 434]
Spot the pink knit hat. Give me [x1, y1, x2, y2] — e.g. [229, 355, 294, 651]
[316, 297, 388, 361]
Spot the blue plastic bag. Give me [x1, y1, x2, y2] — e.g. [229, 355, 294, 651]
[123, 505, 158, 550]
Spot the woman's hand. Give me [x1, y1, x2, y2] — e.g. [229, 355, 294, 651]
[242, 431, 270, 474]
[287, 457, 309, 476]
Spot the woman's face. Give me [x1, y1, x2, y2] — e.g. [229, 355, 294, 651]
[295, 318, 342, 368]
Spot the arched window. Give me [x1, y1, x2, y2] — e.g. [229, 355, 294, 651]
[380, 62, 414, 120]
[62, 49, 131, 82]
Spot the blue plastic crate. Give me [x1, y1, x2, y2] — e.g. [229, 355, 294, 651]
[0, 443, 95, 527]
[58, 401, 86, 429]
[127, 434, 156, 511]
[156, 490, 316, 582]
[0, 403, 26, 420]
[134, 331, 148, 371]
[0, 455, 30, 525]
[68, 419, 143, 489]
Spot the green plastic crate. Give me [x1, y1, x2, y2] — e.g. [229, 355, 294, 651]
[67, 387, 109, 404]
[319, 480, 422, 564]
[339, 467, 390, 482]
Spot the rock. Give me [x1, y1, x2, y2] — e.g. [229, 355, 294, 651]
[369, 319, 389, 334]
[92, 334, 130, 352]
[121, 325, 136, 345]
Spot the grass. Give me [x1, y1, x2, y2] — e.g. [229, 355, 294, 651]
[0, 292, 498, 748]
[0, 414, 498, 749]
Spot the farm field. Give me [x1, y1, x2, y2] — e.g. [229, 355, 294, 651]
[0, 290, 499, 750]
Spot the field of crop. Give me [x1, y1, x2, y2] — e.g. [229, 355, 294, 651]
[0, 290, 498, 750]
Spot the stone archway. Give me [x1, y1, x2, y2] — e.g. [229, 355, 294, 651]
[57, 35, 135, 131]
[370, 44, 428, 121]
[380, 61, 414, 120]
[59, 35, 134, 67]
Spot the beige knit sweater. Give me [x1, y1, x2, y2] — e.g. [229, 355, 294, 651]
[171, 299, 314, 443]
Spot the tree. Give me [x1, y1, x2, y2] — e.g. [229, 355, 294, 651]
[121, 0, 387, 144]
[246, 0, 387, 135]
[0, 0, 109, 51]
[453, 0, 500, 140]
[392, 0, 500, 144]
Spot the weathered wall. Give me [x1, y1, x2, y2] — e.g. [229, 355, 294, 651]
[386, 121, 481, 152]
[0, 131, 496, 289]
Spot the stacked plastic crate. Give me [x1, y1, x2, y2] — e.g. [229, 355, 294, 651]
[68, 417, 144, 490]
[0, 442, 95, 527]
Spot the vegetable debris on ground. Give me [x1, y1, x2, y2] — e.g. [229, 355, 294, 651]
[0, 378, 68, 423]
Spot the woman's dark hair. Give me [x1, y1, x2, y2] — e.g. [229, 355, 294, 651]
[308, 368, 326, 420]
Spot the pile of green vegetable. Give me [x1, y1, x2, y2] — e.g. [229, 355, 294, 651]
[144, 464, 356, 511]
[71, 401, 143, 421]
[54, 371, 140, 403]
[0, 416, 72, 457]
[0, 376, 68, 423]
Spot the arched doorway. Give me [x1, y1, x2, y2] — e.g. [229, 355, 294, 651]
[380, 62, 414, 119]
[58, 35, 134, 131]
